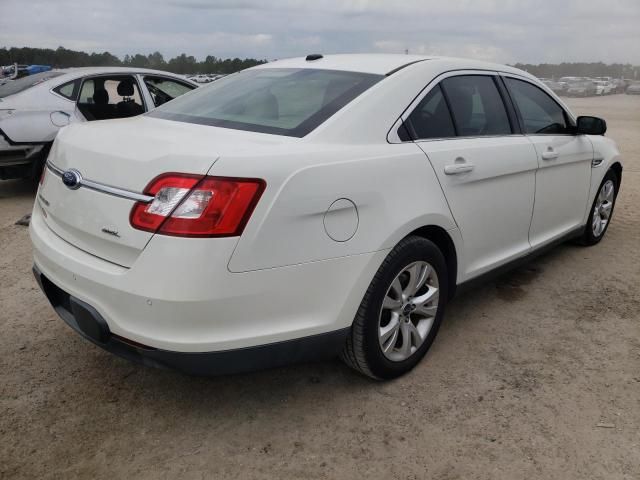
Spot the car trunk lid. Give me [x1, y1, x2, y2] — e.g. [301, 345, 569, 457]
[37, 116, 287, 267]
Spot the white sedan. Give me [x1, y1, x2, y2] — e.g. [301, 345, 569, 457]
[594, 80, 614, 95]
[0, 67, 196, 180]
[30, 54, 622, 379]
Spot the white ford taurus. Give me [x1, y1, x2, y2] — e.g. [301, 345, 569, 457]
[30, 54, 622, 379]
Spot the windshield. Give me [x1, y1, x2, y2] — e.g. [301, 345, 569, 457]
[148, 68, 383, 137]
[0, 71, 65, 98]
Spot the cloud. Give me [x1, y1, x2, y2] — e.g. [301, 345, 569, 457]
[0, 0, 638, 64]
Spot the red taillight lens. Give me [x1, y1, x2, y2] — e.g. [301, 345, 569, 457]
[39, 166, 46, 185]
[130, 173, 265, 237]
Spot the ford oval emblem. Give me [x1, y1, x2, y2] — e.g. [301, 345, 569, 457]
[62, 169, 82, 190]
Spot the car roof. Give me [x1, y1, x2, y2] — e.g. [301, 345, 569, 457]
[55, 67, 186, 77]
[251, 53, 530, 77]
[48, 66, 195, 83]
[0, 67, 196, 101]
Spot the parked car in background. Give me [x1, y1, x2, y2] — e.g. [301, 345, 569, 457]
[0, 67, 197, 180]
[559, 76, 582, 84]
[565, 79, 598, 97]
[1, 63, 52, 80]
[626, 82, 640, 95]
[189, 74, 213, 84]
[208, 74, 227, 82]
[594, 80, 614, 95]
[611, 79, 627, 93]
[542, 79, 568, 95]
[31, 54, 622, 379]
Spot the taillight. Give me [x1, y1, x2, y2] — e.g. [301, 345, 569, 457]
[39, 166, 46, 185]
[130, 173, 265, 237]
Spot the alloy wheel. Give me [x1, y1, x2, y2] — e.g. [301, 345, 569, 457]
[378, 261, 439, 362]
[592, 179, 615, 237]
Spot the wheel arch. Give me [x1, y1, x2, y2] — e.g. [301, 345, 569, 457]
[610, 161, 623, 188]
[407, 225, 458, 299]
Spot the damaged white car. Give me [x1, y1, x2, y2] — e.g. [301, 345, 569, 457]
[0, 67, 196, 180]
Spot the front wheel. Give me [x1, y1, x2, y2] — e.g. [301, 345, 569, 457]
[341, 236, 448, 379]
[580, 169, 619, 245]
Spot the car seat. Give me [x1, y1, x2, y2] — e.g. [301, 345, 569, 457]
[116, 80, 144, 118]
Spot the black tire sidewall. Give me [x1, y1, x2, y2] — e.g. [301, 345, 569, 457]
[362, 238, 448, 379]
[29, 143, 52, 181]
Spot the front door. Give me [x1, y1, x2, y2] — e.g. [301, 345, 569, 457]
[503, 76, 593, 247]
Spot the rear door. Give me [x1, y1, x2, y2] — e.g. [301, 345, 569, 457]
[402, 72, 538, 280]
[502, 76, 592, 248]
[76, 75, 145, 121]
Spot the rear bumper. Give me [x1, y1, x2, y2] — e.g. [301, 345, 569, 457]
[0, 132, 46, 179]
[33, 265, 349, 375]
[0, 129, 45, 165]
[30, 198, 388, 370]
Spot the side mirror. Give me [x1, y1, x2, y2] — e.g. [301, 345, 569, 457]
[576, 116, 607, 135]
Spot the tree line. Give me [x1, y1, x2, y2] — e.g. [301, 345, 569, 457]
[2, 46, 638, 79]
[0, 46, 266, 74]
[512, 62, 639, 80]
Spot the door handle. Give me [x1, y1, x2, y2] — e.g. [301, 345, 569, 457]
[541, 150, 559, 161]
[444, 163, 475, 175]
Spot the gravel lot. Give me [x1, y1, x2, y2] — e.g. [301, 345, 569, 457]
[1, 95, 639, 480]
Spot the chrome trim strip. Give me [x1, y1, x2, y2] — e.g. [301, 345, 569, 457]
[46, 162, 154, 203]
[47, 162, 65, 176]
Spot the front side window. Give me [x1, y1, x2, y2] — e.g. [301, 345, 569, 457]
[77, 76, 144, 121]
[148, 68, 383, 137]
[143, 76, 195, 107]
[405, 84, 456, 140]
[441, 75, 512, 137]
[505, 78, 570, 134]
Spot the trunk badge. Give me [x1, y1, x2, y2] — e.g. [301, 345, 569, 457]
[101, 227, 120, 238]
[62, 169, 82, 190]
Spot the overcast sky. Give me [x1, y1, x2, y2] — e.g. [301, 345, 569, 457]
[1, 0, 639, 64]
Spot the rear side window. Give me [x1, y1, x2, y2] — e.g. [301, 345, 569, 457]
[148, 68, 383, 137]
[505, 78, 570, 134]
[53, 79, 80, 100]
[441, 75, 512, 136]
[406, 85, 456, 140]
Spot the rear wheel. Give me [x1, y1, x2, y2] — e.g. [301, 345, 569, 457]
[29, 143, 51, 182]
[342, 236, 448, 379]
[580, 169, 618, 245]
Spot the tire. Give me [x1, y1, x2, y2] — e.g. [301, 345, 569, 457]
[28, 143, 52, 182]
[341, 236, 448, 380]
[580, 169, 619, 246]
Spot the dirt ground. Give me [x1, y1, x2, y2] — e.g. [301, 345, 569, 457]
[1, 95, 639, 480]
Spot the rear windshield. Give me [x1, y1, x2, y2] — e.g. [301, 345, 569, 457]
[148, 68, 383, 137]
[0, 71, 65, 98]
